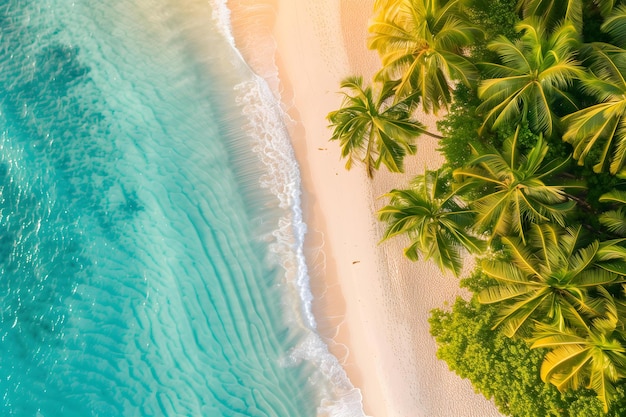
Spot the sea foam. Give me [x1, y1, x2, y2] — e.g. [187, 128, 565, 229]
[209, 1, 369, 416]
[235, 73, 368, 417]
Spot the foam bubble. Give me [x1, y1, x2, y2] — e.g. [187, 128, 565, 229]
[234, 73, 369, 417]
[208, 0, 236, 46]
[210, 1, 369, 415]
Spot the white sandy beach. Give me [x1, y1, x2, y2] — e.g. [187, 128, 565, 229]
[229, 1, 504, 416]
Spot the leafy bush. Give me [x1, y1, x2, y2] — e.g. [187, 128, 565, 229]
[437, 85, 485, 169]
[428, 295, 623, 416]
[466, 0, 520, 63]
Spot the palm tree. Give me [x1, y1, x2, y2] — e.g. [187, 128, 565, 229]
[378, 169, 483, 276]
[531, 299, 626, 412]
[477, 224, 626, 338]
[600, 189, 626, 236]
[368, 0, 481, 114]
[515, 0, 583, 31]
[477, 17, 584, 137]
[600, 4, 626, 44]
[453, 126, 581, 242]
[561, 43, 626, 175]
[327, 76, 436, 178]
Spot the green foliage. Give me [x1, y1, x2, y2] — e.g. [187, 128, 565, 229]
[327, 76, 427, 177]
[469, 0, 520, 39]
[516, 0, 584, 31]
[429, 293, 626, 416]
[465, 0, 521, 62]
[582, 0, 613, 43]
[369, 0, 481, 113]
[377, 169, 484, 276]
[501, 120, 572, 162]
[437, 89, 570, 171]
[583, 168, 621, 208]
[437, 85, 486, 169]
[459, 266, 499, 292]
[345, 0, 626, 414]
[429, 297, 604, 417]
[567, 394, 605, 417]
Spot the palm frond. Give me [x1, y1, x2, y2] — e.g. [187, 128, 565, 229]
[368, 0, 480, 112]
[602, 5, 626, 48]
[600, 208, 626, 236]
[479, 18, 583, 136]
[328, 76, 426, 177]
[378, 169, 482, 274]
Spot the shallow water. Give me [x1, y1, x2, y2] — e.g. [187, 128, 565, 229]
[0, 0, 338, 415]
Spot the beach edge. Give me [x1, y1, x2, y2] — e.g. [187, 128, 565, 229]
[226, 1, 505, 416]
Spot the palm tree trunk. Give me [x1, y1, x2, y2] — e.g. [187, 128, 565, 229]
[422, 130, 444, 140]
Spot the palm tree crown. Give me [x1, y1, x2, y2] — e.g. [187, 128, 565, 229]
[478, 224, 626, 338]
[368, 0, 481, 114]
[327, 76, 431, 178]
[531, 299, 626, 412]
[453, 127, 580, 242]
[562, 42, 626, 175]
[477, 17, 584, 137]
[378, 169, 483, 276]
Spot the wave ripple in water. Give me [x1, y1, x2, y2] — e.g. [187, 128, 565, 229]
[0, 0, 339, 415]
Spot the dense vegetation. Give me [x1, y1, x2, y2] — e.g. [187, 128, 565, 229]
[327, 0, 626, 415]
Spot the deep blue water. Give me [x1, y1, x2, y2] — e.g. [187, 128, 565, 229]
[0, 0, 350, 415]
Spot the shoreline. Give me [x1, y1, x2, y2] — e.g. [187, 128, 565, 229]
[227, 1, 504, 416]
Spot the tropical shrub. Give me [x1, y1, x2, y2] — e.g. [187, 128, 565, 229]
[436, 85, 486, 169]
[429, 295, 617, 417]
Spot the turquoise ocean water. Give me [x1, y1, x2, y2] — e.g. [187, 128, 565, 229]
[0, 0, 364, 415]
